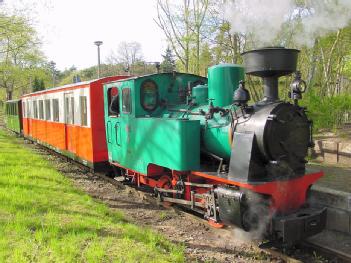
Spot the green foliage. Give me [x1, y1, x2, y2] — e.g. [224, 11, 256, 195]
[40, 79, 45, 90]
[301, 91, 351, 131]
[199, 43, 212, 76]
[161, 47, 175, 73]
[32, 77, 45, 92]
[0, 12, 50, 100]
[0, 130, 184, 262]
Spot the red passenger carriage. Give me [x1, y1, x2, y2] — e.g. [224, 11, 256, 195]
[21, 76, 129, 171]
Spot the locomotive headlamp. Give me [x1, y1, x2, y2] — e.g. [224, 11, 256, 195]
[289, 71, 307, 105]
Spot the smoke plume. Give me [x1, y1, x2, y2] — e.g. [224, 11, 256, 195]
[223, 0, 351, 48]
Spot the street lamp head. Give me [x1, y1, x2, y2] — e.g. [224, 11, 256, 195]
[94, 41, 103, 46]
[49, 61, 56, 67]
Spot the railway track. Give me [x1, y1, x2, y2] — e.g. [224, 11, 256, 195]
[302, 241, 351, 263]
[90, 173, 351, 263]
[19, 135, 351, 262]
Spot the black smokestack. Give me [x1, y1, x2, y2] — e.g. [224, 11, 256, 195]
[241, 47, 299, 102]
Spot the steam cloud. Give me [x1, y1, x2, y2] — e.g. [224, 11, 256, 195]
[223, 0, 351, 47]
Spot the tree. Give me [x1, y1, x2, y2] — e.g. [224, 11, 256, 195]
[106, 41, 143, 74]
[161, 47, 176, 72]
[191, 0, 209, 74]
[199, 43, 212, 76]
[32, 77, 40, 92]
[39, 79, 45, 90]
[155, 0, 192, 72]
[0, 13, 46, 100]
[31, 77, 45, 92]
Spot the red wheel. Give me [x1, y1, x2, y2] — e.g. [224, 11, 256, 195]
[157, 175, 172, 189]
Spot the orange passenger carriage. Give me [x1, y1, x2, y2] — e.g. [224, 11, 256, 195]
[21, 76, 129, 171]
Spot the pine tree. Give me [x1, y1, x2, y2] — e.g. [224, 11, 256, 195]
[161, 47, 176, 73]
[39, 79, 45, 90]
[32, 77, 45, 92]
[32, 77, 40, 92]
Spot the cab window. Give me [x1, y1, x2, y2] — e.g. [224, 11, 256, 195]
[108, 87, 119, 116]
[141, 79, 158, 111]
[122, 88, 131, 113]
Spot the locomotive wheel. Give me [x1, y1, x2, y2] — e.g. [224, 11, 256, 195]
[241, 204, 269, 233]
[208, 219, 224, 229]
[157, 175, 172, 189]
[156, 175, 173, 207]
[242, 207, 259, 232]
[106, 166, 122, 178]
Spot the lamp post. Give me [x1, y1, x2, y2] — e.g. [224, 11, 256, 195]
[94, 41, 103, 78]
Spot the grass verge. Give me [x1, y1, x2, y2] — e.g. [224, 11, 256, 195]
[0, 129, 184, 262]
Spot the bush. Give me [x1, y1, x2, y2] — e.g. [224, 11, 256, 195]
[301, 91, 351, 131]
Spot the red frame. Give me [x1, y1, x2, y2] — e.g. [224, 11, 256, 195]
[112, 161, 323, 215]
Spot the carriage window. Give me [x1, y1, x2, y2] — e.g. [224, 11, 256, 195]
[39, 100, 44, 119]
[22, 102, 26, 117]
[108, 87, 119, 116]
[71, 97, 75, 124]
[33, 101, 38, 119]
[141, 79, 158, 111]
[80, 96, 87, 126]
[65, 97, 75, 124]
[52, 99, 59, 122]
[122, 88, 131, 113]
[27, 101, 30, 118]
[45, 100, 51, 120]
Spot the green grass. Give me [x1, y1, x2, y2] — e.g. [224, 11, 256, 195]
[0, 129, 184, 263]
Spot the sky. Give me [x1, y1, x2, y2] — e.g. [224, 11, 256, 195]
[2, 0, 167, 70]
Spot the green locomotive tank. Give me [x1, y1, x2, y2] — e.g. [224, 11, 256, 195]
[208, 64, 244, 107]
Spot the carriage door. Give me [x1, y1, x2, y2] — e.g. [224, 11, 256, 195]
[24, 100, 31, 135]
[64, 93, 76, 153]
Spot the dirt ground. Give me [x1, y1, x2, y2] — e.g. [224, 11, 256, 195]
[24, 139, 328, 263]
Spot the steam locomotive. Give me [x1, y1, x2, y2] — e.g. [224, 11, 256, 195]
[4, 47, 326, 246]
[103, 47, 326, 245]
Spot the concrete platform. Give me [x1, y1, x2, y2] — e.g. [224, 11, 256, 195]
[306, 163, 351, 235]
[309, 185, 351, 235]
[307, 230, 351, 261]
[308, 164, 351, 193]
